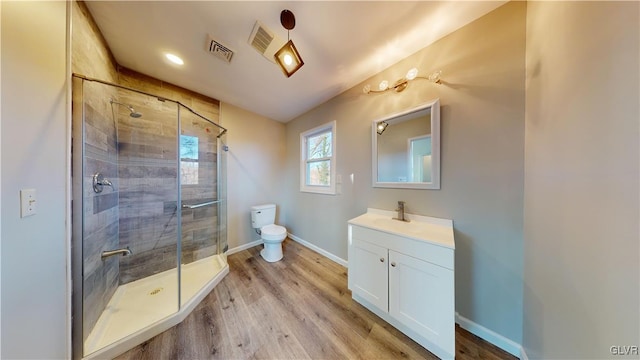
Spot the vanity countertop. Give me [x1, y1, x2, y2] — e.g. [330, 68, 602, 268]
[348, 208, 455, 249]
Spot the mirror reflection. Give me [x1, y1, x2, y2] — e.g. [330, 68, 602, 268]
[372, 99, 440, 189]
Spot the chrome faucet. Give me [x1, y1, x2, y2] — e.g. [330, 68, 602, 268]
[394, 201, 410, 222]
[93, 172, 114, 193]
[101, 247, 132, 260]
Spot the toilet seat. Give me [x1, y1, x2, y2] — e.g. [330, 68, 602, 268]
[261, 224, 287, 241]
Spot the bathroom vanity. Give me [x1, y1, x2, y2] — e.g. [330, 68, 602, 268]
[348, 208, 455, 359]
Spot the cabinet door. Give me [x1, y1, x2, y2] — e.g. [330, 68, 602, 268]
[389, 251, 454, 356]
[351, 238, 388, 311]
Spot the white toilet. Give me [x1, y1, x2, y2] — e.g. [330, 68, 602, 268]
[251, 204, 287, 262]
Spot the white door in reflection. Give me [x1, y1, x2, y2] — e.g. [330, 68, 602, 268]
[408, 135, 431, 183]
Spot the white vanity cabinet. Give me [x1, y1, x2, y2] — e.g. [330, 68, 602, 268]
[351, 238, 389, 310]
[348, 209, 455, 359]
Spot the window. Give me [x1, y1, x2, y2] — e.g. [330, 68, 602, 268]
[180, 135, 199, 185]
[300, 121, 336, 194]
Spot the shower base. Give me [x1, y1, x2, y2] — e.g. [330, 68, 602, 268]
[84, 254, 228, 358]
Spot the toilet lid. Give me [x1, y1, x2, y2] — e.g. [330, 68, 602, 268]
[262, 224, 286, 236]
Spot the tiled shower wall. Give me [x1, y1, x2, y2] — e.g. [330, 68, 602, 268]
[178, 106, 220, 264]
[80, 82, 120, 341]
[116, 69, 221, 284]
[72, 1, 121, 341]
[72, 0, 222, 339]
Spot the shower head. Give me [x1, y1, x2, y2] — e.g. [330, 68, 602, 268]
[110, 98, 142, 118]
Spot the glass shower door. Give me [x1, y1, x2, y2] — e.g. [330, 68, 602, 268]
[218, 131, 228, 257]
[178, 105, 226, 305]
[73, 75, 229, 359]
[80, 81, 180, 356]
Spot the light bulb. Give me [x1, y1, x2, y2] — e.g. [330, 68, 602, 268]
[379, 80, 389, 91]
[284, 54, 293, 66]
[428, 70, 442, 83]
[406, 68, 418, 80]
[165, 53, 184, 65]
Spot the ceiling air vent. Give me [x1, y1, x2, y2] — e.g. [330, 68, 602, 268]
[248, 21, 284, 64]
[207, 35, 234, 63]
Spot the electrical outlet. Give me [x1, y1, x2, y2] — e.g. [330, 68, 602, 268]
[20, 189, 36, 217]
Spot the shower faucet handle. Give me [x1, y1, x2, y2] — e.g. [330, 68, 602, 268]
[93, 172, 114, 193]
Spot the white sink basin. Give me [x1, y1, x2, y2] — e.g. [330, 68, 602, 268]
[348, 208, 454, 249]
[373, 218, 423, 235]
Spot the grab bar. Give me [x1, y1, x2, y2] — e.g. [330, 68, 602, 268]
[181, 200, 222, 209]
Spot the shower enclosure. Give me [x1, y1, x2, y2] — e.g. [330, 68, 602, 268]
[71, 75, 229, 359]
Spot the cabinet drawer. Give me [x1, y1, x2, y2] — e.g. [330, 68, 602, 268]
[351, 225, 454, 270]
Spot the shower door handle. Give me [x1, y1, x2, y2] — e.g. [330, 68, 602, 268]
[181, 200, 222, 209]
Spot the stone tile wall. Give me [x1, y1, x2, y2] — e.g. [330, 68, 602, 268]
[71, 1, 121, 342]
[72, 0, 222, 341]
[80, 86, 121, 340]
[116, 69, 221, 284]
[179, 109, 220, 263]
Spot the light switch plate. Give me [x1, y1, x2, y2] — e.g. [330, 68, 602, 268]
[20, 189, 36, 217]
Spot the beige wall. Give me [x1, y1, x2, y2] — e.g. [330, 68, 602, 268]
[220, 103, 286, 251]
[523, 2, 639, 358]
[1, 1, 69, 357]
[284, 1, 526, 345]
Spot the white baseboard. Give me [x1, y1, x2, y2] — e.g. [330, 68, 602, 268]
[287, 233, 348, 267]
[455, 312, 522, 358]
[227, 239, 262, 255]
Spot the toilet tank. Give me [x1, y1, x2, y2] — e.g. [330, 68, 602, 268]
[251, 204, 276, 229]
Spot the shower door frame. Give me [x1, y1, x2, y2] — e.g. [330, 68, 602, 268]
[71, 74, 229, 360]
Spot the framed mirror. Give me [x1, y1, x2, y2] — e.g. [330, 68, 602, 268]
[372, 99, 440, 189]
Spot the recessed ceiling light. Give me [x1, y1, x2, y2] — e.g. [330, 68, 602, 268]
[165, 53, 184, 65]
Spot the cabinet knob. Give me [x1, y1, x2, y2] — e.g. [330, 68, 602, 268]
[380, 257, 385, 263]
[391, 262, 397, 267]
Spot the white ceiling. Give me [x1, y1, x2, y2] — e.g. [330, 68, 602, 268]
[85, 1, 507, 122]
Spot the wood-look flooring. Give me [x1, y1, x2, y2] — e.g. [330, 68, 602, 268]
[115, 239, 518, 360]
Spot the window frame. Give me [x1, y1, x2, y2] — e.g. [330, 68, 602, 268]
[300, 120, 336, 195]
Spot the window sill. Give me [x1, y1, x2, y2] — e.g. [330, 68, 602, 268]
[300, 186, 336, 195]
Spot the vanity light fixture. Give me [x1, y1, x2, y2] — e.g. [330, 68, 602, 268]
[363, 68, 442, 94]
[274, 10, 304, 77]
[376, 121, 389, 135]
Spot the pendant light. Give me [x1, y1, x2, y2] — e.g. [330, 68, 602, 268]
[274, 10, 304, 78]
